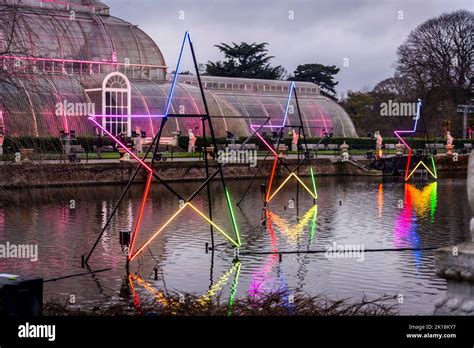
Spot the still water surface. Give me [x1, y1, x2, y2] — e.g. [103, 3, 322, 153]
[0, 177, 471, 314]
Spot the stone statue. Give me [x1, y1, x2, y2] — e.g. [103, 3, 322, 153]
[445, 131, 454, 155]
[374, 131, 383, 149]
[188, 129, 197, 153]
[446, 131, 454, 146]
[291, 128, 299, 152]
[134, 127, 142, 154]
[374, 131, 383, 158]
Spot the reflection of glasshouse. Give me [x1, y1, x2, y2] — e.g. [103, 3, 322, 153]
[0, 0, 358, 139]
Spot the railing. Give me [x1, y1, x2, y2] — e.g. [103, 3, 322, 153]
[0, 55, 167, 80]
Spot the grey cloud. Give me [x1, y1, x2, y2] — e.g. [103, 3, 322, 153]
[109, 0, 472, 95]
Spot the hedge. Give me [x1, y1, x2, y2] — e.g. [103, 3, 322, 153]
[1, 136, 473, 154]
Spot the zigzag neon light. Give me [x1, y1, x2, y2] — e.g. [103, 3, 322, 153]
[129, 202, 240, 261]
[89, 31, 241, 261]
[394, 99, 437, 181]
[250, 82, 317, 203]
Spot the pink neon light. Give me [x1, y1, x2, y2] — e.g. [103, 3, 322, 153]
[251, 125, 278, 156]
[0, 55, 166, 69]
[90, 114, 166, 119]
[88, 117, 153, 172]
[31, 0, 108, 9]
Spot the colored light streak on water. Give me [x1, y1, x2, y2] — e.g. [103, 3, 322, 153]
[248, 211, 292, 304]
[378, 183, 384, 219]
[394, 186, 421, 270]
[129, 273, 169, 308]
[128, 274, 142, 315]
[248, 211, 279, 299]
[266, 206, 318, 244]
[309, 205, 318, 242]
[405, 183, 438, 218]
[227, 262, 242, 316]
[198, 261, 241, 305]
[394, 183, 437, 271]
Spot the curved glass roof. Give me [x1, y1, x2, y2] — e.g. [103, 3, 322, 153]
[0, 1, 358, 139]
[0, 2, 166, 67]
[0, 75, 358, 138]
[0, 76, 250, 138]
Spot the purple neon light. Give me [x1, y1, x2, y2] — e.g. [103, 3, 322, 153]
[394, 99, 422, 148]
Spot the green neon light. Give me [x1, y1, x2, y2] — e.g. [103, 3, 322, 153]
[227, 261, 241, 316]
[430, 155, 438, 179]
[309, 165, 318, 199]
[225, 188, 241, 247]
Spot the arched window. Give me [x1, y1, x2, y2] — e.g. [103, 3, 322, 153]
[102, 72, 131, 136]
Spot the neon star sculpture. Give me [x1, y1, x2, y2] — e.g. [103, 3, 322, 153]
[87, 31, 241, 262]
[250, 82, 317, 205]
[394, 99, 437, 181]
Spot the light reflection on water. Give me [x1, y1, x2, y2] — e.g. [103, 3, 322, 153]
[0, 177, 471, 315]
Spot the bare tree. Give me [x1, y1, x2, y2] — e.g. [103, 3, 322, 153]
[395, 10, 473, 134]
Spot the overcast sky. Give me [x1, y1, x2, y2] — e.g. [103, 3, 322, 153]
[109, 0, 472, 97]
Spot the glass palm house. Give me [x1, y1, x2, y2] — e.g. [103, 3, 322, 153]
[0, 0, 358, 139]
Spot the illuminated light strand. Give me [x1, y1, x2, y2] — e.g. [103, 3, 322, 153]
[129, 202, 241, 261]
[188, 203, 241, 248]
[92, 31, 242, 262]
[130, 203, 189, 261]
[248, 81, 318, 204]
[267, 173, 317, 203]
[128, 173, 153, 257]
[225, 188, 241, 246]
[266, 157, 279, 202]
[394, 99, 437, 181]
[250, 81, 296, 129]
[309, 165, 318, 199]
[88, 117, 152, 172]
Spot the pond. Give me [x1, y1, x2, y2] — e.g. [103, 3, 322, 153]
[0, 176, 471, 315]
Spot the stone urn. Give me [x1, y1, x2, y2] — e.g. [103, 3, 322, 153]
[339, 141, 349, 162]
[433, 151, 474, 315]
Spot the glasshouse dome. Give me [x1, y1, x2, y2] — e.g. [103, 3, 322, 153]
[0, 0, 358, 139]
